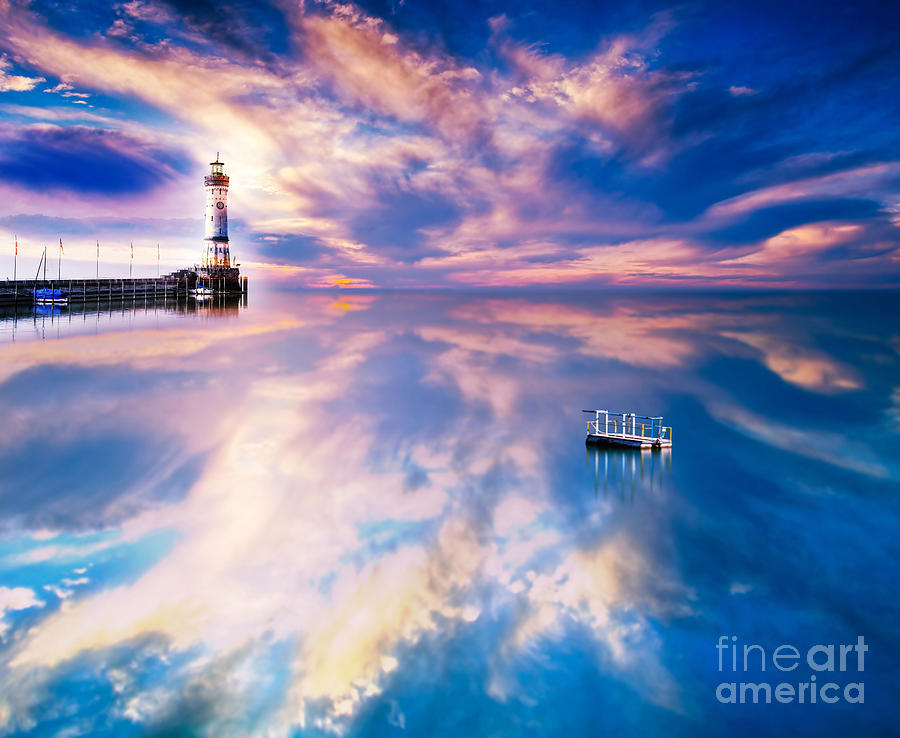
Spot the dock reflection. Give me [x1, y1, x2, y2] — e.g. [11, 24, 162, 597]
[0, 293, 247, 342]
[586, 445, 671, 501]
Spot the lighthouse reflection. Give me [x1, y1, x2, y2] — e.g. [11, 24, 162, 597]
[586, 445, 671, 500]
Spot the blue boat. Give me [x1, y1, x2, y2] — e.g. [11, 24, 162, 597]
[31, 287, 68, 304]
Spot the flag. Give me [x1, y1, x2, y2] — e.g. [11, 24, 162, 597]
[97, 240, 100, 257]
[131, 242, 133, 257]
[59, 237, 64, 254]
[14, 236, 17, 255]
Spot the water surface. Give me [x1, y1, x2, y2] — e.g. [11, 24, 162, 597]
[0, 289, 898, 736]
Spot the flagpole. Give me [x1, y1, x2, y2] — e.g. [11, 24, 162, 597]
[13, 235, 17, 302]
[43, 245, 47, 282]
[130, 242, 133, 279]
[157, 243, 160, 278]
[96, 240, 99, 279]
[58, 237, 63, 282]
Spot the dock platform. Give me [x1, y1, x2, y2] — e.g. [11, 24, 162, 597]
[583, 410, 673, 449]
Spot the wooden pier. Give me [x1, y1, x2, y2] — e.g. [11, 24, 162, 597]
[583, 409, 673, 449]
[0, 273, 248, 306]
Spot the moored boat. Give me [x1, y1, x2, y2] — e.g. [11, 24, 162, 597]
[32, 287, 68, 305]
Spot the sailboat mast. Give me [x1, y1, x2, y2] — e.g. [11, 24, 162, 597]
[34, 247, 45, 285]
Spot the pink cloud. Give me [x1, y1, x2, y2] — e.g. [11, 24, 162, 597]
[302, 7, 486, 139]
[705, 162, 900, 219]
[723, 222, 863, 265]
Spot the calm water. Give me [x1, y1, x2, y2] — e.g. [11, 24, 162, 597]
[0, 289, 898, 737]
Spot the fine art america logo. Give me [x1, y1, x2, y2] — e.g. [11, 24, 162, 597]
[715, 636, 867, 705]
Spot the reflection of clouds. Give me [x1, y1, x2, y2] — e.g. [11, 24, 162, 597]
[492, 534, 687, 710]
[1, 292, 895, 734]
[705, 400, 891, 479]
[293, 520, 485, 729]
[447, 299, 701, 367]
[421, 343, 536, 418]
[888, 388, 900, 433]
[1, 293, 690, 734]
[0, 316, 306, 533]
[4, 328, 453, 728]
[721, 330, 860, 392]
[0, 318, 301, 384]
[0, 587, 43, 639]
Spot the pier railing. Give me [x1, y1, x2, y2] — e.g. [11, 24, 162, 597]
[1, 277, 180, 305]
[583, 410, 673, 442]
[0, 274, 247, 306]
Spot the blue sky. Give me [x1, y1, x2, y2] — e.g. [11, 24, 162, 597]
[0, 0, 898, 287]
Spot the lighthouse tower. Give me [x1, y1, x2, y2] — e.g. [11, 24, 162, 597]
[202, 154, 231, 269]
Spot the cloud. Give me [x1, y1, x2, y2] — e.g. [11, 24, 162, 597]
[0, 0, 707, 285]
[0, 0, 897, 286]
[722, 222, 864, 265]
[302, 4, 486, 140]
[0, 124, 188, 194]
[43, 81, 90, 99]
[704, 162, 900, 220]
[496, 22, 681, 157]
[0, 55, 44, 91]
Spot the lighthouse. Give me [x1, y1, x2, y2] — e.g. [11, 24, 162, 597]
[202, 153, 231, 269]
[191, 153, 244, 294]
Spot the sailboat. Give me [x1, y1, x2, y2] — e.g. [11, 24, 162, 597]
[31, 246, 68, 305]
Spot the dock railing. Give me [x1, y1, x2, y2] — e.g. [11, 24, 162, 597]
[583, 410, 673, 443]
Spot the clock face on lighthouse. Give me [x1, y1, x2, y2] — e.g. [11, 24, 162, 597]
[216, 201, 225, 209]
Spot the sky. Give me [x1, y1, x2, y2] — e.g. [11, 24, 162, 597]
[0, 0, 898, 288]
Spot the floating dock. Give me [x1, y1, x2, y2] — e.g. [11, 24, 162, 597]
[583, 409, 673, 449]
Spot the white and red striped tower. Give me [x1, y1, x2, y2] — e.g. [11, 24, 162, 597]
[202, 154, 231, 269]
